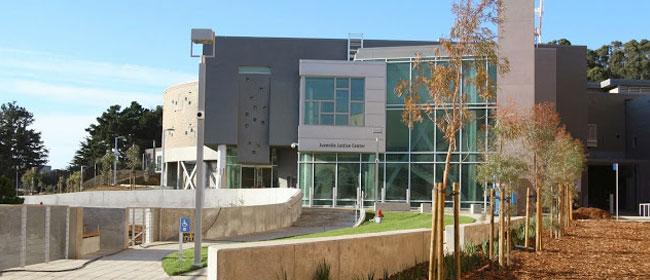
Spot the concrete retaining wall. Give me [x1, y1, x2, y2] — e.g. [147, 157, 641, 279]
[23, 188, 300, 209]
[83, 208, 129, 249]
[445, 216, 525, 253]
[0, 205, 70, 270]
[208, 216, 524, 280]
[158, 192, 302, 240]
[0, 206, 23, 270]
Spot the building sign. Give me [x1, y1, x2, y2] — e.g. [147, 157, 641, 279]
[318, 142, 366, 149]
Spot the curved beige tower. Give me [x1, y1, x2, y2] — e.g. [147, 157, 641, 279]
[162, 81, 224, 189]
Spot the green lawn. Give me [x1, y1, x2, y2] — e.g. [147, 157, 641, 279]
[161, 246, 208, 276]
[289, 211, 475, 239]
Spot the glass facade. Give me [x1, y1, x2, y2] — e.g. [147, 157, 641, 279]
[304, 77, 365, 126]
[299, 56, 496, 208]
[226, 146, 279, 188]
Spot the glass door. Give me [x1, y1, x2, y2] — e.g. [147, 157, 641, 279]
[241, 166, 274, 188]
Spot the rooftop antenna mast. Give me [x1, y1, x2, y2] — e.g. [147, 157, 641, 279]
[534, 0, 544, 45]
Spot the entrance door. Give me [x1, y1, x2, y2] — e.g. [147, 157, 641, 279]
[241, 166, 273, 188]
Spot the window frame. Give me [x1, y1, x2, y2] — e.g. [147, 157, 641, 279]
[304, 77, 365, 127]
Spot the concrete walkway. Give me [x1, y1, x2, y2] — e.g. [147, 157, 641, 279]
[0, 207, 356, 279]
[0, 243, 212, 280]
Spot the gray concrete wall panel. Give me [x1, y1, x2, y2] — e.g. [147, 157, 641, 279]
[25, 206, 45, 266]
[555, 46, 588, 142]
[83, 208, 127, 250]
[534, 48, 557, 104]
[237, 75, 271, 164]
[0, 206, 23, 270]
[48, 206, 68, 261]
[498, 0, 535, 112]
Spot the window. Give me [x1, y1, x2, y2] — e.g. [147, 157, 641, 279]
[238, 66, 271, 75]
[304, 77, 364, 126]
[587, 124, 598, 147]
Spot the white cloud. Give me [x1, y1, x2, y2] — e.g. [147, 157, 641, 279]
[0, 48, 195, 88]
[8, 79, 161, 107]
[0, 48, 195, 169]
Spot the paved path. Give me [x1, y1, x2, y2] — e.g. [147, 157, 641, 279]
[0, 243, 212, 280]
[0, 207, 356, 279]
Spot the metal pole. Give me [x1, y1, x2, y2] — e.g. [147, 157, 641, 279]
[615, 163, 619, 220]
[193, 52, 207, 267]
[161, 133, 166, 188]
[80, 166, 84, 192]
[113, 137, 118, 186]
[375, 137, 379, 207]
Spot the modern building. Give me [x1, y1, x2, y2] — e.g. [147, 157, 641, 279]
[159, 0, 650, 212]
[583, 79, 650, 212]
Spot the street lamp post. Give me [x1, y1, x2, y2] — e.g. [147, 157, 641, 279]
[161, 129, 175, 188]
[80, 166, 85, 192]
[370, 128, 383, 206]
[190, 28, 215, 267]
[113, 136, 126, 186]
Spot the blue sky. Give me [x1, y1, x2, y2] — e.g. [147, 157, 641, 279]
[1, 0, 649, 169]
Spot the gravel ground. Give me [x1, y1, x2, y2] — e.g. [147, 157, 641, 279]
[467, 219, 650, 279]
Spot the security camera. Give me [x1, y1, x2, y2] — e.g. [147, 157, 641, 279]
[290, 142, 299, 149]
[197, 111, 205, 119]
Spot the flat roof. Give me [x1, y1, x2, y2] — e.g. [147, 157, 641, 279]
[600, 79, 650, 90]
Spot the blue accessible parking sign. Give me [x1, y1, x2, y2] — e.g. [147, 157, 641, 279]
[180, 216, 191, 233]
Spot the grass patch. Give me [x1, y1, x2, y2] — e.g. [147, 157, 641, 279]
[161, 246, 208, 276]
[290, 211, 474, 239]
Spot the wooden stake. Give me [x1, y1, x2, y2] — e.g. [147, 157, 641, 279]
[498, 184, 505, 266]
[504, 191, 511, 266]
[436, 183, 445, 280]
[453, 182, 460, 280]
[536, 182, 543, 252]
[489, 188, 494, 260]
[429, 183, 438, 280]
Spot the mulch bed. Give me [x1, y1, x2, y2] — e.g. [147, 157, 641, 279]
[573, 207, 612, 220]
[466, 220, 650, 279]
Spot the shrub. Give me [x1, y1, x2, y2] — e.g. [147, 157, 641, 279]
[0, 176, 23, 204]
[313, 260, 331, 280]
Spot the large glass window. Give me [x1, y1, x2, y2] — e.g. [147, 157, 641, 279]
[411, 118, 436, 151]
[462, 109, 488, 152]
[385, 163, 408, 200]
[337, 163, 360, 205]
[386, 110, 409, 151]
[461, 163, 483, 203]
[411, 163, 434, 201]
[387, 63, 409, 105]
[313, 164, 335, 205]
[304, 77, 364, 126]
[299, 163, 312, 204]
[462, 60, 479, 103]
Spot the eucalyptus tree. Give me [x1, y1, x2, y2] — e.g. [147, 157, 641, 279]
[394, 1, 508, 278]
[522, 103, 562, 252]
[546, 128, 586, 237]
[477, 108, 526, 266]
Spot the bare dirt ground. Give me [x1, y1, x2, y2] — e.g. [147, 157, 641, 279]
[468, 219, 650, 279]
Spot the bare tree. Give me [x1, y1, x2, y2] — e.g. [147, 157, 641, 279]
[395, 1, 508, 278]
